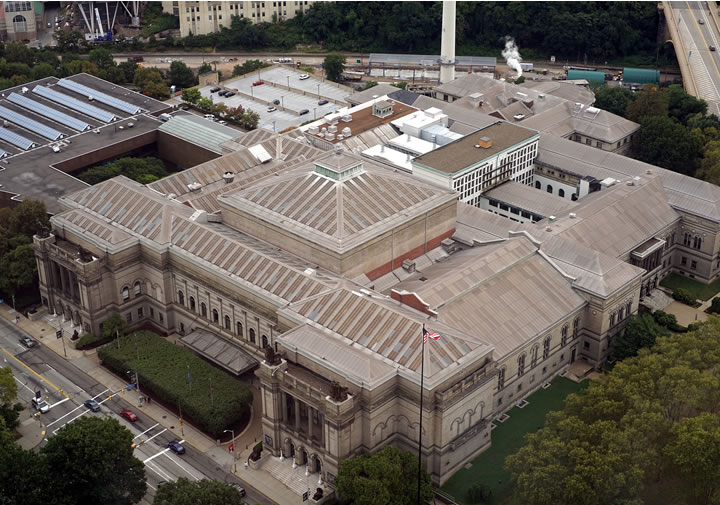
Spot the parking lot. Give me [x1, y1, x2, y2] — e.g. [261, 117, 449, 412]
[201, 67, 353, 132]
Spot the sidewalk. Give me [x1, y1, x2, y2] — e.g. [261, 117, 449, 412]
[0, 303, 303, 505]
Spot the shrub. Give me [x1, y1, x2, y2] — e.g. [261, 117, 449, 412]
[709, 297, 720, 314]
[98, 331, 252, 438]
[467, 484, 492, 503]
[76, 333, 115, 350]
[672, 288, 696, 306]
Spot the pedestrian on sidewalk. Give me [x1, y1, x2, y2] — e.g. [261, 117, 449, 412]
[146, 396, 151, 405]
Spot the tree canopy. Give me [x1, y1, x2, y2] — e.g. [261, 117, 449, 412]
[631, 115, 703, 175]
[41, 416, 146, 505]
[611, 311, 671, 361]
[76, 157, 168, 185]
[169, 60, 197, 89]
[336, 446, 433, 505]
[153, 478, 246, 505]
[323, 53, 346, 82]
[506, 317, 720, 505]
[593, 86, 635, 118]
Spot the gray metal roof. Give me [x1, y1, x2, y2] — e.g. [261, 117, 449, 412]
[484, 181, 578, 218]
[180, 329, 258, 375]
[159, 114, 240, 154]
[537, 135, 720, 222]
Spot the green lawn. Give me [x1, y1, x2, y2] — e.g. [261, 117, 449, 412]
[440, 376, 588, 505]
[659, 273, 720, 301]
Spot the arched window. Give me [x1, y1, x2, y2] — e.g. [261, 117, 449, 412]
[12, 14, 27, 32]
[561, 325, 568, 347]
[212, 309, 219, 323]
[558, 188, 565, 198]
[201, 303, 207, 317]
[543, 336, 551, 360]
[530, 346, 538, 368]
[236, 321, 243, 336]
[249, 328, 256, 344]
[694, 236, 703, 250]
[535, 180, 541, 189]
[573, 318, 579, 338]
[497, 368, 506, 389]
[684, 232, 691, 246]
[262, 334, 269, 348]
[610, 311, 616, 327]
[134, 281, 142, 296]
[189, 296, 196, 311]
[626, 300, 632, 317]
[546, 184, 553, 194]
[122, 287, 130, 301]
[178, 290, 184, 305]
[224, 315, 231, 329]
[517, 354, 526, 377]
[618, 306, 625, 321]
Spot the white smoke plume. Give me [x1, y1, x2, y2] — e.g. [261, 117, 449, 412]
[502, 36, 523, 78]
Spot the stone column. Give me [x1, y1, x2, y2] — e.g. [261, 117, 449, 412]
[307, 405, 313, 440]
[294, 397, 300, 432]
[281, 392, 288, 423]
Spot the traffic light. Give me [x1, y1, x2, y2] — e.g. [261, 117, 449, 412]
[45, 396, 49, 402]
[140, 439, 145, 446]
[131, 443, 137, 449]
[109, 395, 112, 400]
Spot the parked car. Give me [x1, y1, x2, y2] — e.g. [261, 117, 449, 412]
[272, 99, 280, 105]
[298, 74, 310, 80]
[204, 114, 215, 120]
[218, 90, 228, 97]
[180, 105, 190, 111]
[168, 440, 185, 454]
[299, 109, 309, 115]
[318, 99, 328, 105]
[210, 87, 221, 93]
[120, 409, 138, 422]
[84, 399, 100, 412]
[225, 91, 236, 97]
[267, 106, 277, 112]
[230, 483, 246, 497]
[711, 45, 717, 51]
[252, 80, 264, 86]
[32, 397, 49, 413]
[218, 120, 227, 125]
[20, 337, 35, 348]
[699, 18, 705, 24]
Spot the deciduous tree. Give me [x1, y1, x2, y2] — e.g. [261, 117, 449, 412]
[153, 478, 245, 505]
[593, 86, 635, 118]
[631, 116, 702, 175]
[170, 60, 196, 88]
[88, 47, 115, 69]
[41, 417, 146, 505]
[612, 312, 670, 360]
[322, 53, 346, 82]
[336, 446, 433, 505]
[181, 87, 202, 104]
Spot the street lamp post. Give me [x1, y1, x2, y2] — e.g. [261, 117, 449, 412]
[286, 76, 290, 90]
[313, 108, 316, 120]
[250, 86, 254, 98]
[127, 370, 141, 408]
[281, 95, 284, 108]
[272, 120, 276, 132]
[224, 429, 237, 472]
[317, 83, 320, 100]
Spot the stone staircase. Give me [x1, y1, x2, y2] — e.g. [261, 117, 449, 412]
[260, 456, 322, 496]
[640, 289, 675, 313]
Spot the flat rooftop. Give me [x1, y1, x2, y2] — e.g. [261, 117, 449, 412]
[413, 121, 538, 175]
[310, 100, 416, 144]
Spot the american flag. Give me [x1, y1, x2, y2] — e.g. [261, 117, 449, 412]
[423, 327, 441, 344]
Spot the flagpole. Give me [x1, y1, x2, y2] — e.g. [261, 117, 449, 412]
[417, 324, 426, 505]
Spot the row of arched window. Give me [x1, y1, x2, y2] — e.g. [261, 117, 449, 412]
[534, 180, 565, 198]
[682, 232, 703, 251]
[609, 300, 633, 328]
[177, 290, 269, 347]
[498, 317, 580, 390]
[121, 281, 143, 302]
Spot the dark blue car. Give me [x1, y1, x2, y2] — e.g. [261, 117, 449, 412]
[168, 440, 185, 455]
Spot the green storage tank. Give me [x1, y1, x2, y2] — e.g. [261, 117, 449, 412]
[567, 70, 606, 83]
[622, 68, 660, 85]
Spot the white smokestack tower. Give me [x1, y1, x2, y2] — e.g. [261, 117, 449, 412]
[439, 0, 456, 84]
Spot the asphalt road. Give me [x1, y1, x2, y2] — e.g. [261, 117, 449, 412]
[671, 0, 720, 114]
[0, 316, 269, 504]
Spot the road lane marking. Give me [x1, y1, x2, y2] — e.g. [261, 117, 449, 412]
[14, 376, 35, 394]
[2, 348, 69, 398]
[47, 389, 110, 429]
[47, 403, 85, 427]
[144, 428, 167, 445]
[162, 452, 201, 481]
[146, 461, 173, 482]
[687, 0, 720, 79]
[134, 422, 160, 440]
[144, 447, 172, 464]
[48, 397, 70, 409]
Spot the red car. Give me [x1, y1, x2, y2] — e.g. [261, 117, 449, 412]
[252, 80, 264, 86]
[120, 409, 138, 422]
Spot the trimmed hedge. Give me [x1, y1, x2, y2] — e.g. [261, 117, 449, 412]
[98, 331, 252, 438]
[75, 333, 115, 350]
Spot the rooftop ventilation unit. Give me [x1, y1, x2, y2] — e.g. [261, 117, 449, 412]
[88, 95, 94, 101]
[513, 114, 526, 121]
[325, 133, 335, 141]
[93, 129, 100, 134]
[308, 126, 319, 134]
[548, 215, 557, 222]
[187, 182, 202, 192]
[342, 127, 351, 137]
[223, 172, 235, 184]
[402, 259, 416, 273]
[21, 87, 28, 94]
[546, 226, 553, 232]
[569, 212, 577, 219]
[341, 114, 352, 122]
[646, 169, 653, 174]
[328, 125, 337, 134]
[127, 122, 134, 128]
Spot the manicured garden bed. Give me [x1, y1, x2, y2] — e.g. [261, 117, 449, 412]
[98, 331, 252, 438]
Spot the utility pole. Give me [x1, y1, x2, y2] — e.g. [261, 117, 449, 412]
[224, 429, 236, 472]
